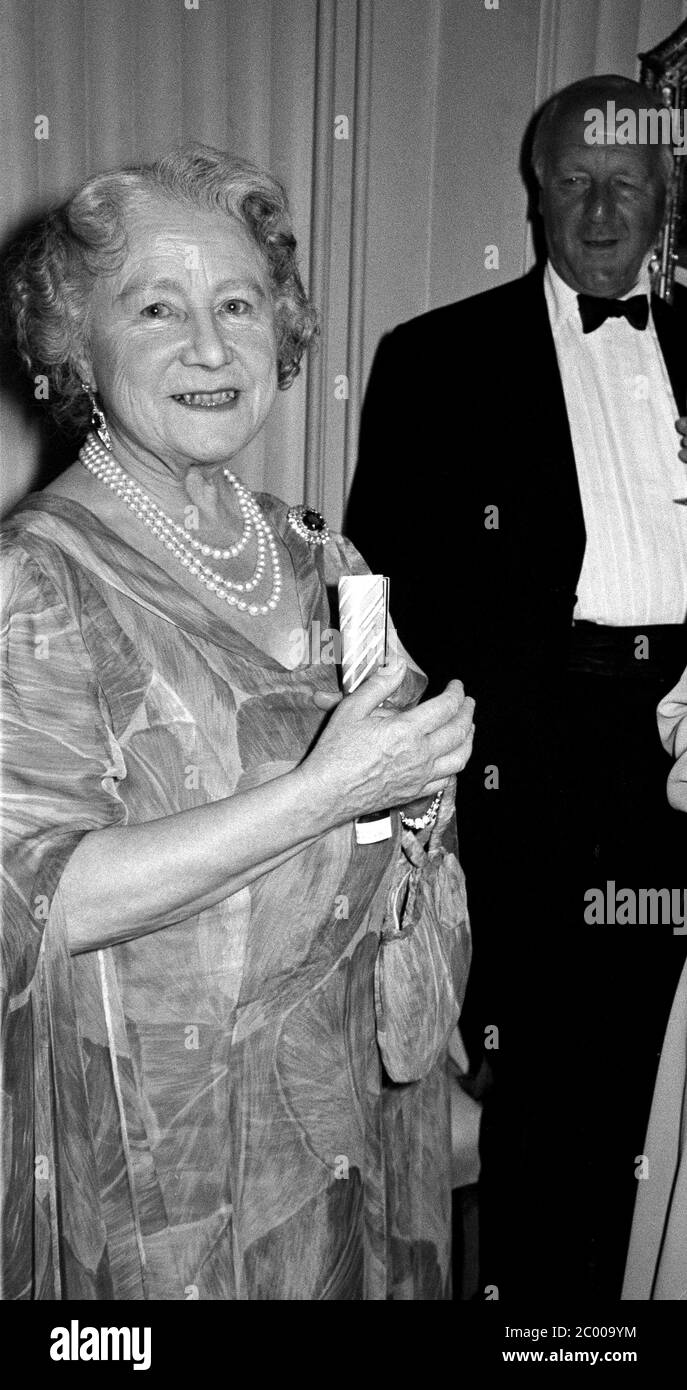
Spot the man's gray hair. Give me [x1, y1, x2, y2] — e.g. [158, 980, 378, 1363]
[532, 74, 674, 191]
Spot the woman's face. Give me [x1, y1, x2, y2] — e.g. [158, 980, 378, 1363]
[82, 192, 279, 473]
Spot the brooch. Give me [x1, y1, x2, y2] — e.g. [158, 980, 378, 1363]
[286, 505, 330, 546]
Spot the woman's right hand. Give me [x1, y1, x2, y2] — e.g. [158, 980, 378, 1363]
[58, 660, 473, 951]
[300, 662, 475, 825]
[675, 415, 687, 466]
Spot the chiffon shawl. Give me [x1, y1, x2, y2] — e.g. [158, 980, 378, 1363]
[1, 490, 453, 1301]
[622, 667, 687, 1300]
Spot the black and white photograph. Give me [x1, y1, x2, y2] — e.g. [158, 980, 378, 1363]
[0, 0, 686, 1371]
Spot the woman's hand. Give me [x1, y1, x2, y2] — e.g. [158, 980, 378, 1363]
[300, 662, 475, 826]
[675, 416, 687, 466]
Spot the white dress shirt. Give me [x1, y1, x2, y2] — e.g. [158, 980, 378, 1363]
[544, 260, 687, 625]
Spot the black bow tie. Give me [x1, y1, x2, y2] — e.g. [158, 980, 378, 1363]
[577, 292, 649, 333]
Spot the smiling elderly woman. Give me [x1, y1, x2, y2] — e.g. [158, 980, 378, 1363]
[1, 146, 474, 1301]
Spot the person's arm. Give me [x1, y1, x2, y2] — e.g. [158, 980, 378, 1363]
[59, 664, 475, 953]
[59, 768, 331, 953]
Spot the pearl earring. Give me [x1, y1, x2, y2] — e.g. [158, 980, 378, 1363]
[80, 382, 112, 450]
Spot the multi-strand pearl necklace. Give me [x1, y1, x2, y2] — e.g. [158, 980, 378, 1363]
[79, 434, 282, 614]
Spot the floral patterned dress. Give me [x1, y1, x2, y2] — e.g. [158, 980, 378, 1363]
[1, 490, 469, 1301]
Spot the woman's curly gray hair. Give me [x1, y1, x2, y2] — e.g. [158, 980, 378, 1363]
[6, 144, 319, 433]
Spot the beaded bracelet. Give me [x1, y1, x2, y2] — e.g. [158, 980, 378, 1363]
[399, 789, 444, 832]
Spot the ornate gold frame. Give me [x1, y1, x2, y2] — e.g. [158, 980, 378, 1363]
[640, 19, 687, 301]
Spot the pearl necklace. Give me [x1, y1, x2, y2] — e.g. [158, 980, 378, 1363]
[79, 434, 282, 614]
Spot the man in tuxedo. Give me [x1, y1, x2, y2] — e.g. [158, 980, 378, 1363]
[347, 75, 687, 1301]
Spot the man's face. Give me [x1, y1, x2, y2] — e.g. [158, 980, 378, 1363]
[539, 101, 667, 298]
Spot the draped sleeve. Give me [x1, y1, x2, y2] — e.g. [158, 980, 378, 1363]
[657, 666, 687, 812]
[1, 539, 128, 1299]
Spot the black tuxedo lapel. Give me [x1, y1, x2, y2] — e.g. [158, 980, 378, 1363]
[652, 290, 687, 416]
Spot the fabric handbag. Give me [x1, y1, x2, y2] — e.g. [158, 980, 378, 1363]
[374, 786, 472, 1083]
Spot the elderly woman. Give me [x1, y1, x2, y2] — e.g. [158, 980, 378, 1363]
[622, 670, 687, 1302]
[1, 145, 474, 1301]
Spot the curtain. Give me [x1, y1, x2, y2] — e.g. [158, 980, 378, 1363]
[1, 0, 685, 525]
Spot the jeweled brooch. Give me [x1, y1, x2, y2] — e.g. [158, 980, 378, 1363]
[286, 505, 330, 546]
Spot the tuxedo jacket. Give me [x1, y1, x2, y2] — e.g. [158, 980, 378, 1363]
[346, 265, 687, 792]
